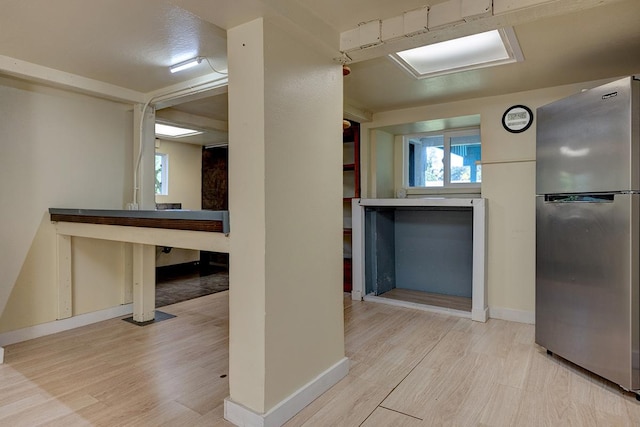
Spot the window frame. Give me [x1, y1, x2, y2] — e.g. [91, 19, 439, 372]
[403, 126, 481, 194]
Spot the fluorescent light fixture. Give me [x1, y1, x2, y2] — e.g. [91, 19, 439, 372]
[169, 56, 203, 73]
[389, 28, 523, 79]
[155, 123, 203, 138]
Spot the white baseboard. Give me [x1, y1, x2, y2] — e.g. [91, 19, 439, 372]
[360, 295, 534, 325]
[472, 307, 489, 323]
[224, 356, 349, 427]
[363, 294, 472, 320]
[489, 306, 535, 324]
[0, 304, 134, 347]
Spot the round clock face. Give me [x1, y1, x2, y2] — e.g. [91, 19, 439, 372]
[502, 105, 533, 133]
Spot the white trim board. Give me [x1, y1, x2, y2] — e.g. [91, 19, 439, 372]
[0, 304, 133, 348]
[0, 346, 4, 364]
[224, 357, 349, 427]
[363, 294, 473, 319]
[361, 296, 533, 326]
[489, 306, 535, 324]
[54, 222, 230, 253]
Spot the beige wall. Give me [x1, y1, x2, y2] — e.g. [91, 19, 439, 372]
[362, 77, 616, 320]
[371, 129, 395, 198]
[262, 19, 344, 411]
[155, 139, 202, 267]
[0, 76, 133, 333]
[228, 17, 344, 413]
[155, 139, 201, 210]
[228, 18, 267, 410]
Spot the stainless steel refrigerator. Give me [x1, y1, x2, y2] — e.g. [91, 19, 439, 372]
[536, 76, 640, 394]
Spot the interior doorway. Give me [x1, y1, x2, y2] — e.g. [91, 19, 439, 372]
[153, 90, 230, 306]
[154, 144, 230, 306]
[200, 145, 229, 274]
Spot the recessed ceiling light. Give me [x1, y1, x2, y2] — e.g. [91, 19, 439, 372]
[389, 28, 523, 79]
[155, 123, 203, 138]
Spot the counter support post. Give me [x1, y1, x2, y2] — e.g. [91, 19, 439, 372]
[132, 243, 155, 322]
[57, 234, 72, 320]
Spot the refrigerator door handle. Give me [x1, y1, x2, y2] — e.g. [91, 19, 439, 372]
[545, 194, 615, 203]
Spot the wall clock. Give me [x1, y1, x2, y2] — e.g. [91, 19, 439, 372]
[502, 105, 533, 133]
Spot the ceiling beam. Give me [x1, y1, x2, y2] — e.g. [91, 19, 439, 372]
[344, 103, 373, 123]
[0, 54, 145, 104]
[156, 108, 228, 132]
[147, 73, 228, 109]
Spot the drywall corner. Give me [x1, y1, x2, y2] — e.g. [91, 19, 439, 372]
[224, 357, 349, 427]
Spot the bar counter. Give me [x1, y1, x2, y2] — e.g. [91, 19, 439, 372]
[48, 207, 231, 324]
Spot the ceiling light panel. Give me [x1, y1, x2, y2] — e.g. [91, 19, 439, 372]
[389, 28, 523, 79]
[155, 123, 203, 138]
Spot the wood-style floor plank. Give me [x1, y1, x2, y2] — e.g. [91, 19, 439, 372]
[361, 407, 422, 426]
[377, 288, 472, 312]
[2, 292, 640, 426]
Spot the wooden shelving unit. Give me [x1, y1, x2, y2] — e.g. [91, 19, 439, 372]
[343, 120, 360, 292]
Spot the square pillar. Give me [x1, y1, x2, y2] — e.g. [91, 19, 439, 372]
[224, 17, 347, 426]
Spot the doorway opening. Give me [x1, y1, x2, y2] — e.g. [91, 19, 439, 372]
[154, 91, 230, 307]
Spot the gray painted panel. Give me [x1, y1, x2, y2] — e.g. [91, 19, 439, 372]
[364, 208, 396, 295]
[364, 209, 376, 295]
[394, 208, 473, 297]
[374, 209, 396, 295]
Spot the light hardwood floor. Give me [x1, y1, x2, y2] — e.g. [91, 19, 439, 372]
[2, 292, 640, 426]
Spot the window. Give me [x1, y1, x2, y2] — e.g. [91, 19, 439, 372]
[155, 153, 168, 195]
[406, 128, 481, 189]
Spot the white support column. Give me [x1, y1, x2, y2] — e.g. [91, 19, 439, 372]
[225, 17, 346, 426]
[0, 346, 4, 364]
[132, 243, 155, 322]
[122, 243, 133, 304]
[471, 198, 488, 322]
[56, 234, 72, 320]
[130, 101, 156, 323]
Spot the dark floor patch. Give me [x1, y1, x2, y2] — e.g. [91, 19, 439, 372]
[122, 310, 176, 326]
[155, 270, 229, 307]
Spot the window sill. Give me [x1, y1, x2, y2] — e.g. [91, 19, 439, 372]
[404, 187, 481, 198]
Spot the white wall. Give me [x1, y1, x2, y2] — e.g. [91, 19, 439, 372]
[0, 76, 133, 333]
[361, 77, 616, 322]
[155, 139, 202, 267]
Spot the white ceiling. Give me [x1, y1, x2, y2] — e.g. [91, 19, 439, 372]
[1, 0, 639, 144]
[0, 0, 227, 93]
[344, 0, 640, 113]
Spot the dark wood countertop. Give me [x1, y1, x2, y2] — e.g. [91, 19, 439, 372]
[49, 208, 229, 233]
